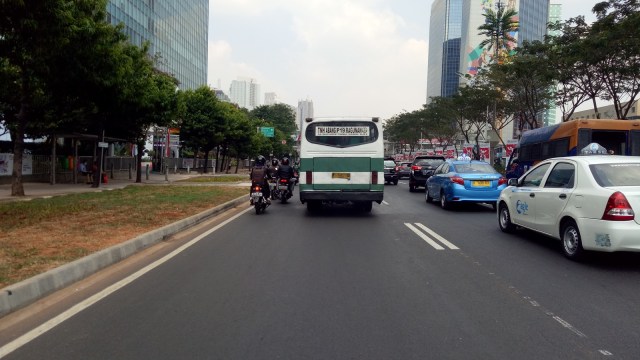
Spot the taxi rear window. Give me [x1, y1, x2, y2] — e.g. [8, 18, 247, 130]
[590, 163, 640, 186]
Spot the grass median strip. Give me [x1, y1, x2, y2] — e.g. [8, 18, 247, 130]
[174, 175, 247, 183]
[0, 185, 247, 288]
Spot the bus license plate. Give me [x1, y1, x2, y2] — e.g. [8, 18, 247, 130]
[332, 172, 351, 180]
[472, 181, 490, 187]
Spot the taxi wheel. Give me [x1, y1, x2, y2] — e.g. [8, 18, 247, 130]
[561, 220, 585, 260]
[498, 202, 515, 233]
[440, 191, 450, 210]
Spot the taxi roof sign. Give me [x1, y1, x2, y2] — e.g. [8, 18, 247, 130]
[580, 143, 609, 155]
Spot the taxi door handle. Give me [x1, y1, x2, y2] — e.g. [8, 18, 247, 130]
[559, 194, 567, 199]
[529, 193, 535, 198]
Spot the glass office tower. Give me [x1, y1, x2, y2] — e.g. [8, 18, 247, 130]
[426, 0, 463, 100]
[106, 0, 208, 90]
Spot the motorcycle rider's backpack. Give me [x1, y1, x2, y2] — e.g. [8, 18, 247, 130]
[251, 166, 267, 183]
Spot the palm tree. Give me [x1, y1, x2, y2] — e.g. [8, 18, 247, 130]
[477, 2, 519, 64]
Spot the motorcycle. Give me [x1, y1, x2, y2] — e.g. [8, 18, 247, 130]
[278, 177, 293, 204]
[268, 177, 280, 200]
[250, 184, 269, 214]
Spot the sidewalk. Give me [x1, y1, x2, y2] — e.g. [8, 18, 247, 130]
[0, 171, 249, 202]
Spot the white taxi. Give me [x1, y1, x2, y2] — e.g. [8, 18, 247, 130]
[497, 152, 640, 260]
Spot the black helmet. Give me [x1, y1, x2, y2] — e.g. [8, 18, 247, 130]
[271, 159, 279, 166]
[256, 155, 266, 166]
[282, 157, 290, 165]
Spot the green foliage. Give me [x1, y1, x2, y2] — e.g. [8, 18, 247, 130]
[250, 103, 297, 136]
[477, 5, 519, 63]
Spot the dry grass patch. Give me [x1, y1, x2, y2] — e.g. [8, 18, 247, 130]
[0, 185, 247, 288]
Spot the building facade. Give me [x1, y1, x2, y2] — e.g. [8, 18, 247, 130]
[265, 92, 278, 106]
[296, 99, 314, 132]
[229, 77, 261, 110]
[543, 3, 562, 126]
[106, 0, 208, 90]
[426, 0, 463, 100]
[569, 101, 640, 121]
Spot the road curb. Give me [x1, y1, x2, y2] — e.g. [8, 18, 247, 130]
[0, 196, 248, 317]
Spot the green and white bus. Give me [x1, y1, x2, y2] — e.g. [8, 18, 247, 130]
[299, 117, 384, 212]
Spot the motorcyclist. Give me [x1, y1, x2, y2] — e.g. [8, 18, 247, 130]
[277, 157, 296, 195]
[250, 155, 271, 204]
[267, 158, 279, 179]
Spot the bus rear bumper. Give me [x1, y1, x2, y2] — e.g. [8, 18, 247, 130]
[300, 191, 383, 204]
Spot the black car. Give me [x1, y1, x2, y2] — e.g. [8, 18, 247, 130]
[383, 160, 399, 185]
[397, 162, 412, 179]
[409, 155, 445, 192]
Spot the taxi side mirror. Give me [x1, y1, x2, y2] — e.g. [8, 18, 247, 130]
[508, 178, 519, 187]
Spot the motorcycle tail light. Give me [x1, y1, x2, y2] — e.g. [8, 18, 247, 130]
[280, 178, 288, 183]
[254, 186, 261, 192]
[602, 191, 635, 221]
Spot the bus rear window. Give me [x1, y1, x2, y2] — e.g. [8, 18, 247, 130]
[305, 121, 379, 148]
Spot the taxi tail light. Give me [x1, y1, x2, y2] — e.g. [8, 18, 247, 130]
[411, 165, 421, 171]
[306, 171, 312, 184]
[372, 171, 378, 184]
[602, 192, 635, 221]
[498, 177, 507, 186]
[451, 176, 465, 185]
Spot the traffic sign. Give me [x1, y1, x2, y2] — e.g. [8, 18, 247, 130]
[260, 127, 275, 137]
[281, 140, 286, 145]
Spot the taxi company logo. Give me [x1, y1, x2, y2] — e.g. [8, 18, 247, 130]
[516, 200, 529, 215]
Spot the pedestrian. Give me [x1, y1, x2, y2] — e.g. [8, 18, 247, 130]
[79, 161, 91, 184]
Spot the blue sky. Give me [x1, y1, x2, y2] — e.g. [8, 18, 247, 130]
[208, 0, 601, 120]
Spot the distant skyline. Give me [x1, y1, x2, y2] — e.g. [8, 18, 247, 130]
[208, 0, 601, 120]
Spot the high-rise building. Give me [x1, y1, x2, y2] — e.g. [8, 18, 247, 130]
[296, 99, 314, 131]
[544, 3, 562, 126]
[460, 0, 550, 78]
[106, 0, 208, 90]
[229, 77, 261, 110]
[265, 92, 278, 106]
[426, 0, 463, 100]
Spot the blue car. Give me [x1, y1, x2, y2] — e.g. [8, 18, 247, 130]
[425, 159, 507, 210]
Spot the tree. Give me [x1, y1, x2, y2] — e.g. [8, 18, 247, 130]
[179, 86, 227, 173]
[477, 1, 519, 64]
[0, 0, 135, 195]
[487, 42, 555, 135]
[249, 103, 297, 137]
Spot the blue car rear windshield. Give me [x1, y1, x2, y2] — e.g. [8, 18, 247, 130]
[590, 163, 640, 186]
[453, 163, 497, 174]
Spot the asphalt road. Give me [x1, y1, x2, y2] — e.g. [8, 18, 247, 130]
[2, 181, 640, 359]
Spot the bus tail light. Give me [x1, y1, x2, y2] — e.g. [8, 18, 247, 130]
[372, 171, 378, 184]
[306, 171, 312, 184]
[602, 192, 635, 221]
[451, 176, 465, 185]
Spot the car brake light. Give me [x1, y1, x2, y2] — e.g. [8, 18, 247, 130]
[306, 171, 312, 184]
[411, 165, 421, 171]
[498, 177, 507, 186]
[602, 192, 635, 221]
[451, 176, 464, 185]
[372, 171, 378, 184]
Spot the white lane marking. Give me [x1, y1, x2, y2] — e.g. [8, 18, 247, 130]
[553, 316, 587, 338]
[404, 223, 444, 250]
[0, 207, 252, 358]
[599, 350, 613, 356]
[382, 200, 389, 206]
[414, 223, 459, 250]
